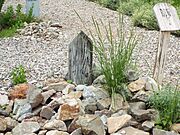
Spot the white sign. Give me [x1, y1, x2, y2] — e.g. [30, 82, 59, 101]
[153, 3, 180, 31]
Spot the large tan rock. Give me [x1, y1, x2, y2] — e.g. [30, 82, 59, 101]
[46, 130, 69, 135]
[128, 78, 146, 92]
[107, 114, 132, 134]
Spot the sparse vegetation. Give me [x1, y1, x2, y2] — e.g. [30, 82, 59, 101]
[148, 85, 180, 130]
[89, 0, 180, 36]
[0, 3, 35, 37]
[11, 65, 27, 85]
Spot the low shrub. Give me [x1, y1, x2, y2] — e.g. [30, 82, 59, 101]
[11, 65, 27, 85]
[148, 85, 180, 130]
[90, 0, 180, 37]
[0, 4, 35, 37]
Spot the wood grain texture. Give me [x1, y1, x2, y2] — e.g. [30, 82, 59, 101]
[68, 31, 93, 85]
[153, 31, 170, 84]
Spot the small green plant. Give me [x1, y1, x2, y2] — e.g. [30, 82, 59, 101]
[0, 4, 36, 37]
[11, 65, 27, 85]
[148, 85, 180, 130]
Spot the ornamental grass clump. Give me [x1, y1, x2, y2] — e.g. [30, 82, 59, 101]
[148, 85, 180, 130]
[76, 10, 138, 109]
[90, 15, 138, 108]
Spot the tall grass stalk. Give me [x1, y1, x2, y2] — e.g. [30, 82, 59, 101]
[76, 11, 138, 110]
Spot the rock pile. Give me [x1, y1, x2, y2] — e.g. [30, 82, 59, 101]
[0, 76, 179, 135]
[17, 21, 64, 41]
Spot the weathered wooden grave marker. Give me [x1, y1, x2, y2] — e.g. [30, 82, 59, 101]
[68, 31, 93, 85]
[153, 3, 180, 84]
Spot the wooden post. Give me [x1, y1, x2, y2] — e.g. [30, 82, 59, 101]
[153, 3, 180, 84]
[68, 31, 93, 85]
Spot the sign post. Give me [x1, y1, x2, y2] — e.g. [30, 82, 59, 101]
[153, 3, 180, 84]
[26, 0, 40, 17]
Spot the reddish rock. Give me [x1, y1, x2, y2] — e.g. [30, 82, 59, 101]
[9, 83, 29, 100]
[57, 103, 80, 121]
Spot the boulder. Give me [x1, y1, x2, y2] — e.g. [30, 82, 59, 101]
[0, 93, 9, 106]
[26, 85, 43, 108]
[0, 117, 7, 132]
[43, 119, 67, 131]
[107, 114, 132, 134]
[118, 126, 149, 135]
[153, 128, 179, 135]
[82, 97, 97, 114]
[128, 78, 146, 92]
[97, 98, 111, 110]
[76, 114, 105, 135]
[46, 130, 69, 135]
[40, 106, 54, 120]
[57, 99, 81, 121]
[142, 121, 154, 131]
[144, 77, 158, 91]
[130, 108, 156, 122]
[13, 99, 32, 119]
[43, 81, 68, 92]
[41, 89, 56, 104]
[132, 90, 151, 102]
[5, 117, 18, 130]
[70, 128, 82, 135]
[12, 122, 40, 135]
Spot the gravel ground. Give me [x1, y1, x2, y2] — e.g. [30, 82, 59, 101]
[0, 0, 179, 86]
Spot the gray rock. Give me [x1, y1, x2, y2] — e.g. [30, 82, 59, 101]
[43, 82, 68, 92]
[144, 77, 159, 91]
[18, 113, 34, 121]
[43, 119, 67, 131]
[70, 128, 82, 135]
[153, 128, 179, 135]
[0, 117, 7, 132]
[82, 97, 97, 114]
[97, 98, 111, 110]
[0, 93, 9, 106]
[118, 126, 149, 135]
[125, 69, 139, 81]
[132, 90, 151, 102]
[5, 117, 18, 130]
[13, 99, 32, 119]
[142, 121, 154, 131]
[12, 122, 40, 135]
[129, 108, 156, 122]
[40, 106, 55, 120]
[26, 85, 43, 108]
[129, 102, 146, 110]
[83, 86, 96, 99]
[46, 130, 69, 135]
[76, 114, 105, 135]
[75, 85, 87, 91]
[38, 130, 47, 135]
[93, 75, 106, 85]
[41, 89, 56, 104]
